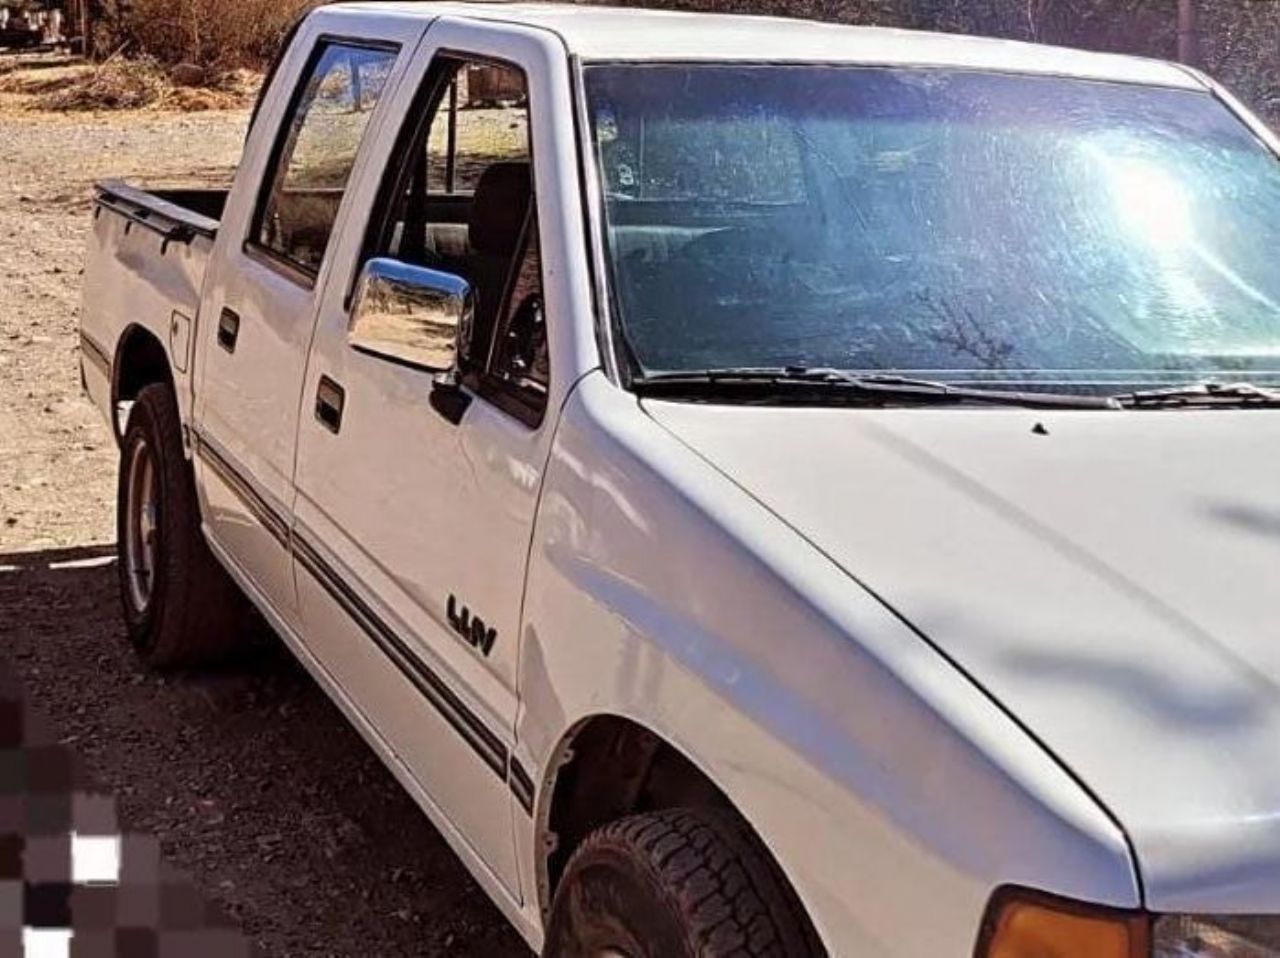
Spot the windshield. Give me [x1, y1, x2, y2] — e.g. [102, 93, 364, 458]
[584, 65, 1280, 394]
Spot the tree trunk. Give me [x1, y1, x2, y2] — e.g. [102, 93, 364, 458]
[1177, 0, 1198, 66]
[64, 0, 90, 56]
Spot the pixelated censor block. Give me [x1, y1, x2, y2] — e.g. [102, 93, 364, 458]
[0, 667, 257, 958]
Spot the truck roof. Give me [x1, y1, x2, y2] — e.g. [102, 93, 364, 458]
[331, 1, 1203, 90]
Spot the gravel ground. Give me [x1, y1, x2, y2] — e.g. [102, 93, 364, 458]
[0, 84, 526, 956]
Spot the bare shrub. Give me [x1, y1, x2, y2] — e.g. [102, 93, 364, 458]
[573, 0, 1278, 127]
[81, 0, 1278, 127]
[112, 0, 322, 70]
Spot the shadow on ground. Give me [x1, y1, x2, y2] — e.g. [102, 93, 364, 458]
[0, 544, 528, 957]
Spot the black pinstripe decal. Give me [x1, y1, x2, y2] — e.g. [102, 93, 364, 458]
[79, 332, 112, 378]
[508, 757, 535, 815]
[191, 429, 516, 786]
[292, 531, 510, 780]
[191, 432, 290, 547]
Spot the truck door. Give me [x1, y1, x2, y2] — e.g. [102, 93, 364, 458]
[289, 22, 581, 899]
[191, 13, 422, 622]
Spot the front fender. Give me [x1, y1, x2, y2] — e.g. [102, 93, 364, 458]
[514, 372, 1139, 956]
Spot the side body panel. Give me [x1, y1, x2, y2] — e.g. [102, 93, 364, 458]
[513, 373, 1141, 955]
[190, 10, 427, 631]
[199, 528, 542, 946]
[288, 17, 596, 903]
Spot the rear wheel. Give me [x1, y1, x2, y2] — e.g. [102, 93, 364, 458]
[544, 808, 823, 958]
[117, 383, 249, 668]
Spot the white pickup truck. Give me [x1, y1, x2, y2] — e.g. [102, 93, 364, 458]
[78, 3, 1280, 955]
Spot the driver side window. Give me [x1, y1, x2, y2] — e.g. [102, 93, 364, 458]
[360, 56, 549, 426]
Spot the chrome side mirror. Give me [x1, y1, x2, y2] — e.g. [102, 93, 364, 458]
[349, 258, 473, 372]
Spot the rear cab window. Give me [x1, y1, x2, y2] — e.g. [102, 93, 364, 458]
[253, 41, 399, 283]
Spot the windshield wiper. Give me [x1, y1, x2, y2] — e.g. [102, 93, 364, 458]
[633, 367, 1119, 409]
[1116, 382, 1280, 408]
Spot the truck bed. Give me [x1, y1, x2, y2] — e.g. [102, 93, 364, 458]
[80, 180, 226, 438]
[93, 180, 227, 241]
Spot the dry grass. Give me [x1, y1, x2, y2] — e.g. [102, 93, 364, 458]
[0, 54, 259, 113]
[33, 57, 169, 110]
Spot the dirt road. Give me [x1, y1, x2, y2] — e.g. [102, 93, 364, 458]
[0, 99, 525, 955]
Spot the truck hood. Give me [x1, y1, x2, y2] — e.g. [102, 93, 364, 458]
[644, 399, 1280, 913]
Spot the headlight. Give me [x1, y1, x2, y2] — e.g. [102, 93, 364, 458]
[1153, 915, 1280, 957]
[979, 888, 1280, 957]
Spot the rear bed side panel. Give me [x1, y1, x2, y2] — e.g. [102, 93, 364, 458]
[80, 195, 214, 439]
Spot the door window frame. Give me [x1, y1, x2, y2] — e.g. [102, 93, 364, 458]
[352, 49, 551, 430]
[247, 35, 403, 289]
[478, 212, 549, 429]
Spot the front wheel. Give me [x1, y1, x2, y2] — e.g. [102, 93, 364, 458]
[544, 808, 823, 958]
[117, 383, 249, 668]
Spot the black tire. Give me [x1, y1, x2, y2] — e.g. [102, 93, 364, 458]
[116, 383, 249, 668]
[544, 808, 824, 958]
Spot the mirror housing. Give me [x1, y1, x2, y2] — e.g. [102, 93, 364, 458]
[349, 258, 474, 372]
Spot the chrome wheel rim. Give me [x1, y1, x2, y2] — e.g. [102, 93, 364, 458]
[124, 437, 159, 613]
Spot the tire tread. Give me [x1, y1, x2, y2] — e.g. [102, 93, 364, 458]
[118, 383, 248, 668]
[558, 808, 823, 957]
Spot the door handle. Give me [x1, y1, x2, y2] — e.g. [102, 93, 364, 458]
[315, 376, 345, 434]
[217, 308, 240, 353]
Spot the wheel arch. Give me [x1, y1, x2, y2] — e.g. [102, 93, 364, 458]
[535, 712, 824, 950]
[111, 324, 175, 443]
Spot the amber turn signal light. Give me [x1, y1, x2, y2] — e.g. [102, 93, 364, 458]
[978, 888, 1150, 958]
